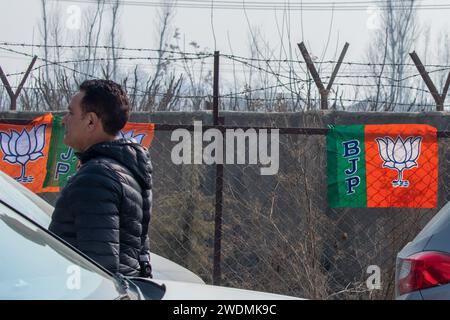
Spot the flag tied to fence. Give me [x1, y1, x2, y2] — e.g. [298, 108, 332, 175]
[327, 124, 438, 208]
[0, 113, 155, 193]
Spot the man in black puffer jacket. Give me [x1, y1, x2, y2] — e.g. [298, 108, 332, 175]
[49, 79, 152, 278]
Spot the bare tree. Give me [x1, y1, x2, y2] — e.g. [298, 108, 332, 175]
[435, 30, 450, 94]
[76, 0, 106, 77]
[148, 0, 176, 103]
[366, 0, 419, 111]
[39, 0, 50, 83]
[178, 39, 212, 111]
[35, 2, 74, 111]
[108, 0, 120, 79]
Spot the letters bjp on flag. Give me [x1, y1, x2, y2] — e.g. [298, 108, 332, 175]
[42, 114, 79, 191]
[1, 113, 155, 193]
[43, 115, 155, 190]
[0, 113, 57, 193]
[327, 124, 438, 208]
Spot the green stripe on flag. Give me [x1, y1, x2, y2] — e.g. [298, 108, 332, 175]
[43, 115, 79, 189]
[327, 125, 367, 208]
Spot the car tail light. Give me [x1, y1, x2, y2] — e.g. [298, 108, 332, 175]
[397, 251, 450, 296]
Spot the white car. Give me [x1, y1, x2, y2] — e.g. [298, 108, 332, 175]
[0, 170, 300, 300]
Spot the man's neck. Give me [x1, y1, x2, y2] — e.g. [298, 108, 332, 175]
[78, 134, 117, 153]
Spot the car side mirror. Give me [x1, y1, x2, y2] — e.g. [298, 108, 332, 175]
[127, 276, 166, 300]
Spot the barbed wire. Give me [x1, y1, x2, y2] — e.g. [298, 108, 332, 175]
[2, 42, 449, 68]
[0, 42, 212, 57]
[222, 55, 307, 82]
[0, 46, 98, 79]
[4, 64, 49, 77]
[331, 70, 450, 82]
[2, 83, 444, 109]
[220, 53, 450, 68]
[1, 44, 447, 111]
[219, 80, 432, 97]
[221, 95, 449, 108]
[324, 82, 431, 94]
[0, 84, 212, 100]
[3, 57, 212, 77]
[220, 80, 305, 98]
[0, 54, 439, 101]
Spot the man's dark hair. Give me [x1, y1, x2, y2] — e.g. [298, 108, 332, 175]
[79, 79, 130, 135]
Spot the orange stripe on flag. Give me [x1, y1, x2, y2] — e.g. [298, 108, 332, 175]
[0, 113, 57, 193]
[121, 122, 155, 148]
[365, 124, 437, 208]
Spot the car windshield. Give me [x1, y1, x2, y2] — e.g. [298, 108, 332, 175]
[0, 202, 123, 300]
[0, 170, 52, 227]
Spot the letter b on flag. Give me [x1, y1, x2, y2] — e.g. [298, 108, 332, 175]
[342, 140, 360, 158]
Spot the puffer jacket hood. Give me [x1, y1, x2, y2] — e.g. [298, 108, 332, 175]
[76, 138, 152, 189]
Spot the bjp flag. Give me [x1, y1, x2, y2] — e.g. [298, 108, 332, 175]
[327, 124, 438, 208]
[120, 122, 155, 148]
[0, 113, 57, 193]
[43, 116, 155, 190]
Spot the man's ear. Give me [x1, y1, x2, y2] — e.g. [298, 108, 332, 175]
[86, 112, 100, 131]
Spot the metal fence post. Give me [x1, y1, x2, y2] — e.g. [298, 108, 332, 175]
[297, 42, 349, 110]
[212, 51, 224, 285]
[0, 56, 37, 111]
[410, 51, 450, 111]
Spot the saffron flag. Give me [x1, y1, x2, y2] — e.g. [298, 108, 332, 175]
[120, 121, 155, 148]
[1, 113, 155, 193]
[43, 116, 155, 190]
[0, 113, 57, 193]
[327, 124, 438, 208]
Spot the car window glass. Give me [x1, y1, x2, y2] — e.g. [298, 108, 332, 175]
[0, 203, 120, 300]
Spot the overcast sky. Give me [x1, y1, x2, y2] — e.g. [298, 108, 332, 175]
[0, 0, 449, 86]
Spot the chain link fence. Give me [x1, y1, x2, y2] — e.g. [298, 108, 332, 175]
[5, 110, 448, 300]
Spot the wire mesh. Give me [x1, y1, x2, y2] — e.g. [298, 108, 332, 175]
[3, 110, 448, 300]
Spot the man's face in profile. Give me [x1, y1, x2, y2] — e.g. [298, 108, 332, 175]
[62, 91, 90, 151]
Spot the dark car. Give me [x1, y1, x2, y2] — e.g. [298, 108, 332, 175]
[395, 201, 450, 299]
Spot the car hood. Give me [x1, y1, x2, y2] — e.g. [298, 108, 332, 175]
[151, 279, 302, 300]
[151, 254, 204, 284]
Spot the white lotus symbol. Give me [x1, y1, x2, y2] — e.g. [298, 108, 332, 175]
[376, 136, 422, 188]
[117, 130, 145, 145]
[0, 124, 46, 183]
